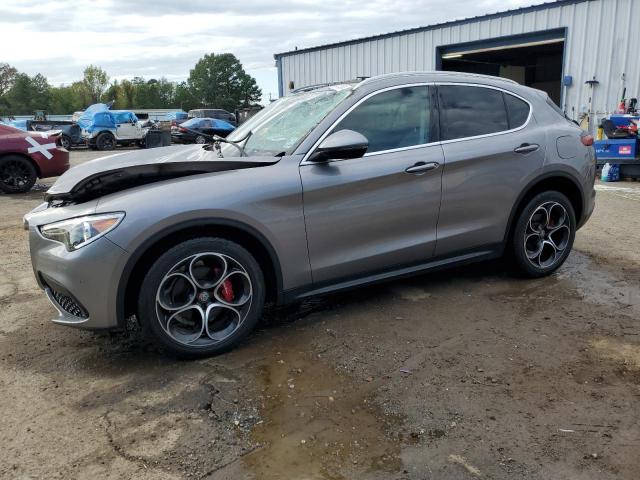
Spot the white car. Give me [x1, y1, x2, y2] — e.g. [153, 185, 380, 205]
[82, 110, 149, 150]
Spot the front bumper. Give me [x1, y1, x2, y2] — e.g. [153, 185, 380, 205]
[29, 227, 130, 330]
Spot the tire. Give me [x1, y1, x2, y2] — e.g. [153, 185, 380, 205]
[137, 237, 265, 358]
[60, 135, 72, 150]
[96, 132, 116, 151]
[0, 155, 37, 193]
[195, 135, 206, 144]
[509, 191, 576, 277]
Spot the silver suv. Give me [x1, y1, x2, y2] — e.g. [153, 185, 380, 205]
[25, 72, 596, 357]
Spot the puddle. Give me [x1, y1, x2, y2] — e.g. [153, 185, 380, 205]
[238, 332, 402, 479]
[558, 251, 640, 316]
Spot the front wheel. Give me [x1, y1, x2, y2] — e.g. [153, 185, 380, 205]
[138, 238, 265, 358]
[0, 155, 37, 193]
[509, 191, 576, 277]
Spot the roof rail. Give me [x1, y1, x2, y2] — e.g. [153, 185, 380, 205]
[290, 80, 359, 94]
[357, 71, 519, 87]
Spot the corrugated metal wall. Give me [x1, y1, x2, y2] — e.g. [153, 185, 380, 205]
[276, 0, 640, 120]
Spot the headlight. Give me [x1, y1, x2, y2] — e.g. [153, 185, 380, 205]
[39, 213, 125, 251]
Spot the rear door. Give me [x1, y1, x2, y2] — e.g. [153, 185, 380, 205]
[199, 119, 214, 136]
[300, 85, 444, 284]
[435, 84, 546, 256]
[116, 112, 140, 140]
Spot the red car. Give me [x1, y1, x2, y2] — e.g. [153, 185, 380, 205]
[0, 124, 70, 193]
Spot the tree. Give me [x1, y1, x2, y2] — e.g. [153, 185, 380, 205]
[118, 79, 136, 109]
[3, 72, 50, 114]
[30, 73, 51, 109]
[82, 65, 109, 104]
[174, 81, 195, 110]
[69, 81, 92, 109]
[0, 63, 18, 97]
[187, 53, 262, 111]
[236, 71, 262, 108]
[49, 85, 84, 115]
[103, 80, 121, 107]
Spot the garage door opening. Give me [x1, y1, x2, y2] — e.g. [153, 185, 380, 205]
[438, 31, 565, 105]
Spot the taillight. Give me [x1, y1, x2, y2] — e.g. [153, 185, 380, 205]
[581, 134, 594, 146]
[178, 127, 187, 133]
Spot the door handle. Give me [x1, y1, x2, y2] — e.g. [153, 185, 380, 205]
[405, 161, 440, 174]
[514, 143, 540, 154]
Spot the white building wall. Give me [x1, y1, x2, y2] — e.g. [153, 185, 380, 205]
[277, 0, 640, 120]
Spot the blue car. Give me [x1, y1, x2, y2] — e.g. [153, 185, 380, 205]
[171, 117, 235, 144]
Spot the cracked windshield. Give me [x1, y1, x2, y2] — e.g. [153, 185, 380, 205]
[220, 84, 353, 157]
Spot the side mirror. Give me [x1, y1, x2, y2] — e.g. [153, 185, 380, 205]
[308, 129, 368, 163]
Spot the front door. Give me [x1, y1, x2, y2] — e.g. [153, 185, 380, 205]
[300, 85, 444, 284]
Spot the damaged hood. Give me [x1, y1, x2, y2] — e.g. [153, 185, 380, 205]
[45, 145, 280, 202]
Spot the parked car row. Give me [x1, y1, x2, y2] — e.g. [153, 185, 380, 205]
[2, 107, 241, 153]
[0, 104, 245, 193]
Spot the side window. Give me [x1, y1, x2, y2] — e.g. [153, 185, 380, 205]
[438, 85, 508, 141]
[336, 86, 431, 154]
[504, 93, 530, 129]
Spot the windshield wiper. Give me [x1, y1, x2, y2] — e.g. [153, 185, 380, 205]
[180, 127, 252, 157]
[213, 130, 253, 157]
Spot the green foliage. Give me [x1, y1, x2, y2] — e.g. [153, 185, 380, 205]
[0, 63, 18, 97]
[0, 55, 262, 116]
[187, 53, 262, 111]
[3, 73, 51, 115]
[83, 65, 109, 104]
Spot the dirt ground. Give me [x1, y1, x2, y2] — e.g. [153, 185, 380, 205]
[1, 149, 639, 480]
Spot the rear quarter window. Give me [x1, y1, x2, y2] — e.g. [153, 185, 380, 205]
[504, 93, 530, 129]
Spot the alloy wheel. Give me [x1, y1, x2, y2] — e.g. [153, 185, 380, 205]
[523, 201, 571, 269]
[1, 160, 31, 189]
[155, 252, 253, 347]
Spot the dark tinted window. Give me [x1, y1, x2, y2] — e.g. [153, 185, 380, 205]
[438, 85, 508, 141]
[504, 93, 530, 128]
[336, 86, 431, 153]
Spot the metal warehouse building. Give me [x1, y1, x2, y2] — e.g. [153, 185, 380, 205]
[274, 0, 640, 126]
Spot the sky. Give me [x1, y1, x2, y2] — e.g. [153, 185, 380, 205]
[1, 0, 550, 103]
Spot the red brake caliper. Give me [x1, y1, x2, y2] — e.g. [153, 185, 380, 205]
[215, 267, 235, 302]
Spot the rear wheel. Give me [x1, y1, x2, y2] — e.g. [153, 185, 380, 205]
[509, 191, 575, 277]
[0, 155, 37, 193]
[195, 135, 206, 144]
[60, 135, 72, 150]
[96, 132, 116, 151]
[138, 238, 265, 358]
